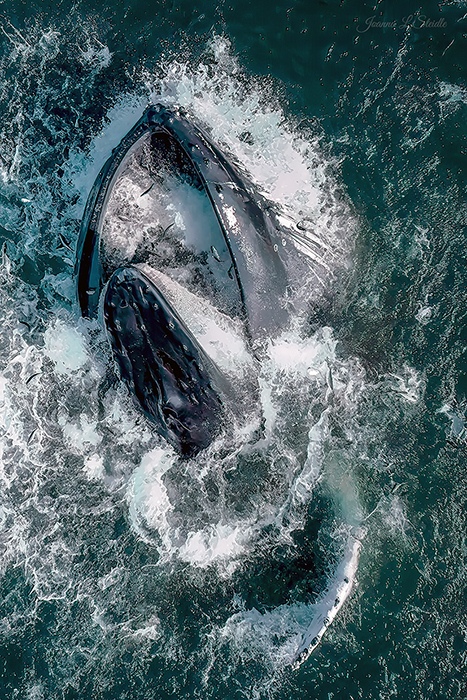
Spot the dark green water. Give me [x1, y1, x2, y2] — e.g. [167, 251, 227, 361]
[0, 1, 466, 698]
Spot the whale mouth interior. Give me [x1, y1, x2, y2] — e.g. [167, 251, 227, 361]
[100, 130, 243, 319]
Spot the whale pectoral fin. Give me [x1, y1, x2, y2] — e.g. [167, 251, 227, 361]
[103, 266, 223, 458]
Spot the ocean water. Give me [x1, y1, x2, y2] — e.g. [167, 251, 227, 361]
[0, 1, 466, 698]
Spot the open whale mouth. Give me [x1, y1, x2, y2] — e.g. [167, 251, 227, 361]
[76, 104, 297, 456]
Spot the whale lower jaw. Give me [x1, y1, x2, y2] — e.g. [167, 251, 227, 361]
[104, 266, 223, 458]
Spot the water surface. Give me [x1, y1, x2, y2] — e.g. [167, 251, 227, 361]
[0, 1, 466, 698]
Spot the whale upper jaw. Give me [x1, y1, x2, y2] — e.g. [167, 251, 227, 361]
[76, 104, 299, 336]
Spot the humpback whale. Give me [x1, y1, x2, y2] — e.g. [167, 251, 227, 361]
[75, 104, 362, 668]
[75, 104, 309, 456]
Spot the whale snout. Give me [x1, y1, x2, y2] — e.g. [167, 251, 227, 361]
[104, 266, 223, 458]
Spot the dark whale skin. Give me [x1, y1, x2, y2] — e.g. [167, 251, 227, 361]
[104, 266, 223, 458]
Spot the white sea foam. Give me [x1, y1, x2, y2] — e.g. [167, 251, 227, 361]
[439, 81, 467, 107]
[127, 447, 177, 552]
[383, 364, 424, 404]
[84, 453, 105, 481]
[44, 319, 89, 376]
[415, 305, 433, 324]
[438, 402, 467, 442]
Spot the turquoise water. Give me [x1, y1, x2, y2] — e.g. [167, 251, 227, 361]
[0, 1, 466, 698]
